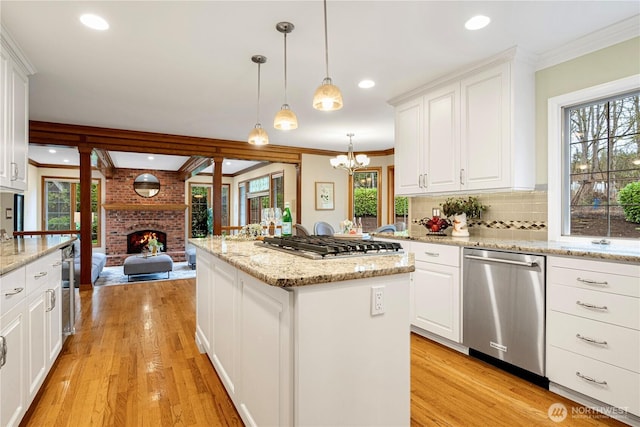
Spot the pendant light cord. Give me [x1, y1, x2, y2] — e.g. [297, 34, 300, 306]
[323, 0, 330, 79]
[256, 62, 261, 124]
[283, 32, 288, 104]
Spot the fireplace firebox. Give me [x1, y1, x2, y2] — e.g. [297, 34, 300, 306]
[127, 230, 167, 254]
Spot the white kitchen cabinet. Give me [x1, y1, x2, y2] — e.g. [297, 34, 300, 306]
[25, 251, 62, 404]
[394, 97, 424, 194]
[195, 250, 213, 355]
[410, 242, 461, 342]
[0, 266, 27, 427]
[237, 271, 292, 427]
[392, 47, 535, 195]
[211, 257, 239, 399]
[546, 256, 640, 418]
[0, 27, 34, 192]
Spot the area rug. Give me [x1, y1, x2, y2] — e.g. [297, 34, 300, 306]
[94, 261, 196, 286]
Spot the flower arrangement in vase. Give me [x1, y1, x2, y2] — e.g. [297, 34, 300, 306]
[147, 234, 164, 255]
[440, 196, 488, 237]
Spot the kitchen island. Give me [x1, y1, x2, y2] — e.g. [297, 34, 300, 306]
[189, 236, 414, 427]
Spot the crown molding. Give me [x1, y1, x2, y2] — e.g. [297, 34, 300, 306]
[536, 15, 640, 71]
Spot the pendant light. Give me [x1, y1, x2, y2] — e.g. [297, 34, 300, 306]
[248, 55, 269, 145]
[312, 0, 343, 111]
[330, 133, 369, 175]
[274, 22, 298, 130]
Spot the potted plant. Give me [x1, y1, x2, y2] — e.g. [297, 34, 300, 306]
[147, 234, 164, 255]
[440, 196, 487, 237]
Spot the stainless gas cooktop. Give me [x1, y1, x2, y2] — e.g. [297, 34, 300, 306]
[257, 236, 403, 260]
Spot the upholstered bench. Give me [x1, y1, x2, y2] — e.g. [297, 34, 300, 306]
[123, 254, 173, 281]
[186, 247, 196, 269]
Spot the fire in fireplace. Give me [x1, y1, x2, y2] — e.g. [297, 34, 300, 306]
[127, 230, 167, 254]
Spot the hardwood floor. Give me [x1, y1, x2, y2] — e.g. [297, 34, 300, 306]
[21, 279, 625, 426]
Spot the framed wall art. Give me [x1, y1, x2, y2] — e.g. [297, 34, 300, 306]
[315, 182, 334, 210]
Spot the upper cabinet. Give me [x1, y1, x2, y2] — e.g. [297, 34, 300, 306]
[391, 47, 535, 196]
[1, 26, 35, 192]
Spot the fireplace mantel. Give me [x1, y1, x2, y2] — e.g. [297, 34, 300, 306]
[102, 203, 188, 211]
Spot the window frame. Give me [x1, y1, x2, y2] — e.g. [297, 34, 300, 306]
[41, 176, 102, 247]
[547, 74, 640, 247]
[348, 167, 383, 231]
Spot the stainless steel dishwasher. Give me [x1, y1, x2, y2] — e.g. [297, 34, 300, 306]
[462, 248, 546, 379]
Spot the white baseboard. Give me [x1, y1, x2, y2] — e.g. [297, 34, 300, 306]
[411, 325, 469, 355]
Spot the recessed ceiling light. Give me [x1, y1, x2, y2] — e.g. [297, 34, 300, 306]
[225, 161, 232, 165]
[48, 149, 56, 154]
[148, 156, 154, 160]
[465, 15, 490, 31]
[80, 14, 109, 31]
[358, 80, 375, 89]
[63, 159, 70, 163]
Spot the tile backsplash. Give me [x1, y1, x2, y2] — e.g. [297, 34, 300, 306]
[410, 190, 548, 241]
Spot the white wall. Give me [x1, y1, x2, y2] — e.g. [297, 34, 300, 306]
[0, 192, 14, 233]
[301, 153, 394, 233]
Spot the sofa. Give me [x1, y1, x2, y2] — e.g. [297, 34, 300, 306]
[62, 240, 107, 286]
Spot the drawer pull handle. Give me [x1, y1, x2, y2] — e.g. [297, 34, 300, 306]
[577, 277, 608, 287]
[4, 287, 24, 296]
[576, 371, 607, 386]
[424, 252, 440, 257]
[0, 336, 6, 368]
[576, 334, 607, 346]
[35, 271, 48, 279]
[576, 301, 608, 311]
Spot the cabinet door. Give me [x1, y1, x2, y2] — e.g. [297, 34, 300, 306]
[46, 281, 62, 366]
[0, 306, 27, 427]
[0, 47, 10, 187]
[460, 62, 510, 191]
[394, 98, 424, 195]
[412, 260, 460, 342]
[424, 83, 461, 193]
[9, 62, 28, 191]
[26, 290, 47, 401]
[237, 272, 292, 427]
[211, 259, 238, 398]
[195, 251, 213, 354]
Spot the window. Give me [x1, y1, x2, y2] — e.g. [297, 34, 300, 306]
[548, 76, 640, 244]
[349, 168, 382, 232]
[189, 183, 229, 237]
[387, 166, 408, 228]
[238, 172, 284, 226]
[43, 177, 101, 246]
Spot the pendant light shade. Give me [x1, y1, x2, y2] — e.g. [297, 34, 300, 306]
[248, 55, 269, 145]
[274, 22, 298, 130]
[313, 0, 343, 111]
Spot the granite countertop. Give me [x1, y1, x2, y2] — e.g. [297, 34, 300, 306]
[372, 233, 640, 264]
[189, 237, 414, 287]
[0, 236, 76, 276]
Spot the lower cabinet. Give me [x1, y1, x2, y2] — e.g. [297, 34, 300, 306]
[1, 251, 64, 427]
[1, 267, 27, 427]
[410, 242, 461, 343]
[194, 247, 410, 426]
[546, 256, 640, 418]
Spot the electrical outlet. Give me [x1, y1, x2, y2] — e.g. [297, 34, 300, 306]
[371, 286, 384, 316]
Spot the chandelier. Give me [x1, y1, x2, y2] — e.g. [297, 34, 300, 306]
[329, 133, 370, 175]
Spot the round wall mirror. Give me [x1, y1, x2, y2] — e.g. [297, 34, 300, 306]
[133, 173, 160, 198]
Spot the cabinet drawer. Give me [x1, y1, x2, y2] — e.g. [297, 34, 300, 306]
[1, 266, 26, 314]
[547, 346, 640, 416]
[548, 259, 640, 298]
[411, 242, 460, 267]
[547, 311, 640, 373]
[548, 284, 640, 330]
[25, 252, 59, 294]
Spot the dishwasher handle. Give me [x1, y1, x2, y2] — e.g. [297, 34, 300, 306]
[464, 254, 538, 268]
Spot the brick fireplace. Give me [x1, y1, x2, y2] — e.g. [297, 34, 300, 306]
[104, 168, 187, 266]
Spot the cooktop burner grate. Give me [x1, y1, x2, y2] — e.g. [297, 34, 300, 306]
[259, 235, 403, 259]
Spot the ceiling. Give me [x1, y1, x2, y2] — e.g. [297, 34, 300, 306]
[2, 1, 639, 173]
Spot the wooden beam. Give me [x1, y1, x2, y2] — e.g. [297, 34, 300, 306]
[94, 148, 115, 178]
[102, 203, 187, 211]
[178, 156, 212, 181]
